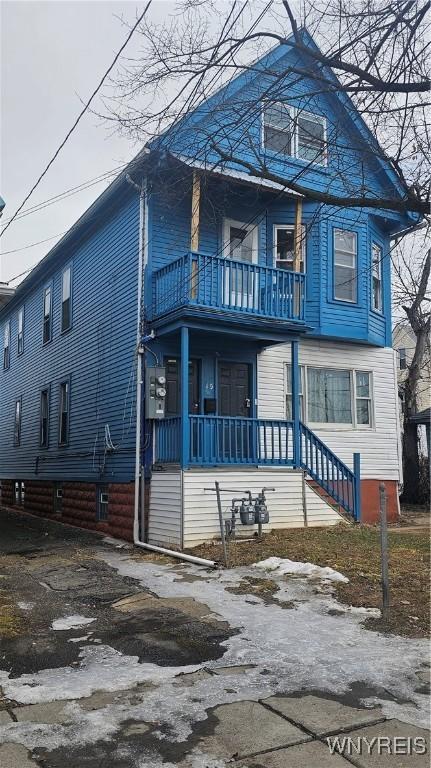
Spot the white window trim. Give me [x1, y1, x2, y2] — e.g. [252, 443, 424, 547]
[262, 102, 328, 167]
[371, 242, 383, 313]
[222, 219, 259, 264]
[273, 224, 306, 272]
[285, 362, 374, 430]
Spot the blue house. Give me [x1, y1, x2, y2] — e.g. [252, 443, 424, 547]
[0, 32, 414, 546]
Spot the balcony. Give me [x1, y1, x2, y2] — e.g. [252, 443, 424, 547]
[150, 252, 306, 330]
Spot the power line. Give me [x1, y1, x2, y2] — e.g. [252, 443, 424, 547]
[1, 231, 67, 256]
[0, 1, 153, 238]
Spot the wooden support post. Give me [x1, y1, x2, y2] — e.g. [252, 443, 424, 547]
[180, 326, 189, 468]
[293, 199, 303, 272]
[190, 171, 201, 252]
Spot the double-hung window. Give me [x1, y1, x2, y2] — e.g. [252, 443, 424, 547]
[61, 266, 72, 332]
[39, 388, 50, 448]
[43, 286, 52, 344]
[3, 321, 10, 369]
[263, 103, 327, 165]
[355, 371, 372, 425]
[58, 380, 70, 446]
[274, 225, 306, 272]
[297, 110, 326, 164]
[371, 243, 383, 312]
[285, 364, 305, 420]
[333, 229, 357, 302]
[17, 307, 24, 355]
[263, 102, 293, 157]
[14, 397, 22, 446]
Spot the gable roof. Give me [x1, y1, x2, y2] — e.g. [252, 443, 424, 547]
[153, 27, 415, 223]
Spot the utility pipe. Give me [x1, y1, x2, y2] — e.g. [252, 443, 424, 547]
[130, 177, 217, 569]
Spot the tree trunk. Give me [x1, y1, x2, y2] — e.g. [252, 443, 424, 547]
[401, 420, 420, 503]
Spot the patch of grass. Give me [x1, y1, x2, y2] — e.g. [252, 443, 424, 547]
[0, 591, 22, 638]
[188, 525, 430, 638]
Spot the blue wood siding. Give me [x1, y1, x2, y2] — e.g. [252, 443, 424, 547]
[0, 191, 140, 482]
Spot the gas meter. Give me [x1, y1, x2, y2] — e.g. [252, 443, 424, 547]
[145, 367, 167, 419]
[240, 501, 256, 526]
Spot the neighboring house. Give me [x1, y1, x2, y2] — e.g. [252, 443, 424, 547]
[393, 321, 431, 455]
[0, 283, 14, 311]
[0, 32, 417, 545]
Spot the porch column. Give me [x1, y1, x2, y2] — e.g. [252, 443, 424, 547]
[181, 326, 189, 468]
[291, 339, 301, 468]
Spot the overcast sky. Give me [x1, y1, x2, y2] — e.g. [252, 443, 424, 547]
[0, 0, 183, 283]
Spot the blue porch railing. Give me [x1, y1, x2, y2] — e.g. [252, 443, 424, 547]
[151, 251, 306, 322]
[299, 422, 360, 519]
[155, 415, 294, 466]
[154, 417, 360, 520]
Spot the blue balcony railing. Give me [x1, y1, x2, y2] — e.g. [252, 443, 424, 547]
[151, 252, 306, 322]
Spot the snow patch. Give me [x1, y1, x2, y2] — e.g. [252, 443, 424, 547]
[17, 601, 34, 611]
[51, 615, 96, 631]
[253, 556, 349, 583]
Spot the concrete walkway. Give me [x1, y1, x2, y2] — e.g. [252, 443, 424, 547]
[0, 507, 429, 767]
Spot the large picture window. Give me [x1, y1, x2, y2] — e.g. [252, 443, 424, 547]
[286, 364, 373, 427]
[263, 103, 327, 165]
[333, 229, 357, 303]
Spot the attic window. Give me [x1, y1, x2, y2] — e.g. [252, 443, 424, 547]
[263, 103, 327, 165]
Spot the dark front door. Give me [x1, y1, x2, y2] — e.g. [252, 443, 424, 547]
[218, 362, 251, 417]
[217, 362, 252, 461]
[165, 358, 200, 416]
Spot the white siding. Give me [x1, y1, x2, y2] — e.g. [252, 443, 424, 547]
[182, 467, 343, 546]
[258, 339, 401, 481]
[148, 470, 182, 547]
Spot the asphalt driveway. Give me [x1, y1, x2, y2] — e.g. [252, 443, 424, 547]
[0, 507, 429, 767]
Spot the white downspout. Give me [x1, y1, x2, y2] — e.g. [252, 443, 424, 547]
[131, 178, 217, 569]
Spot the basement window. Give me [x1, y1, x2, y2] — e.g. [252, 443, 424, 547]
[97, 486, 109, 521]
[54, 484, 63, 514]
[14, 481, 25, 506]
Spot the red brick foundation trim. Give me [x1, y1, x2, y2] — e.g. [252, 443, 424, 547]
[360, 479, 399, 524]
[0, 480, 14, 508]
[1, 479, 135, 542]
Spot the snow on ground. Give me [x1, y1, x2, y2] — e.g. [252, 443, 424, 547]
[0, 551, 428, 759]
[17, 601, 34, 611]
[51, 615, 97, 631]
[252, 556, 349, 582]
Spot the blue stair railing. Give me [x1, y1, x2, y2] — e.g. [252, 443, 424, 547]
[299, 422, 360, 520]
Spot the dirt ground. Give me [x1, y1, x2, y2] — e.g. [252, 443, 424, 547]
[189, 523, 430, 638]
[0, 507, 429, 767]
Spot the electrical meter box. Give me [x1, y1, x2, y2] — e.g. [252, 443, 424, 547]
[145, 367, 167, 419]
